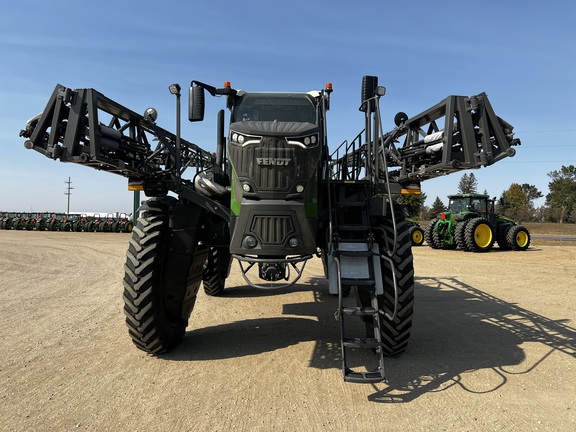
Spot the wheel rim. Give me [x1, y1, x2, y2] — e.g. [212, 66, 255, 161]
[516, 230, 529, 247]
[474, 223, 493, 248]
[412, 230, 423, 244]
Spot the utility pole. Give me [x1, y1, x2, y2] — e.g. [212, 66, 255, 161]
[64, 177, 74, 216]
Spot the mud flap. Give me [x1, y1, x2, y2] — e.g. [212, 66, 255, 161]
[164, 203, 208, 320]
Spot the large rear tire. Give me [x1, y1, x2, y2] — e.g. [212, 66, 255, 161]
[464, 217, 495, 252]
[424, 217, 441, 249]
[35, 219, 47, 231]
[497, 225, 512, 250]
[434, 227, 456, 250]
[454, 219, 470, 250]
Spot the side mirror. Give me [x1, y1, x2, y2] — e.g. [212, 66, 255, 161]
[189, 85, 205, 122]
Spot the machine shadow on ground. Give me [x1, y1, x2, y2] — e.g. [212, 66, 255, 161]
[160, 276, 342, 364]
[368, 276, 576, 403]
[160, 274, 576, 404]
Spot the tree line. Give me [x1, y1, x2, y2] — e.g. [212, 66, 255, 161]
[395, 165, 576, 223]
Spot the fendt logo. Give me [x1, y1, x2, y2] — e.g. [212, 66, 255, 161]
[256, 157, 291, 166]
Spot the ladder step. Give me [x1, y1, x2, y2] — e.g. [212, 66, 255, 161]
[342, 337, 381, 349]
[337, 249, 373, 258]
[337, 201, 366, 207]
[337, 225, 370, 231]
[344, 369, 386, 384]
[342, 306, 378, 316]
[341, 278, 375, 286]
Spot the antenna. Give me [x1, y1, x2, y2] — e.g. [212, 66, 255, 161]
[64, 177, 74, 216]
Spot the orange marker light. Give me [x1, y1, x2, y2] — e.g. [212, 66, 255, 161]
[326, 83, 333, 90]
[224, 81, 231, 88]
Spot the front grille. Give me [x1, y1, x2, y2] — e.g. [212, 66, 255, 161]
[250, 215, 295, 245]
[228, 136, 320, 195]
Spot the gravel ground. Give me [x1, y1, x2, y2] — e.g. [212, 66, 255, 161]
[0, 231, 574, 431]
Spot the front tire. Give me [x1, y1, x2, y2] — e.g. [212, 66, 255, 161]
[356, 206, 415, 356]
[123, 197, 206, 354]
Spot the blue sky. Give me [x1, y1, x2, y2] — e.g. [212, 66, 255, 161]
[1, 0, 574, 214]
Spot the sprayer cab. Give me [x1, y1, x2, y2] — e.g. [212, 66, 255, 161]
[188, 81, 333, 286]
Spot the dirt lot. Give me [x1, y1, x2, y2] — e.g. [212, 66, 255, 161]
[0, 231, 574, 431]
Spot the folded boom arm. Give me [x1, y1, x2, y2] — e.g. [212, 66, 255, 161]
[20, 84, 229, 220]
[330, 91, 520, 188]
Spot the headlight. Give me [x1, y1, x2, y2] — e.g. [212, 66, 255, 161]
[229, 131, 259, 147]
[245, 236, 257, 248]
[287, 133, 319, 148]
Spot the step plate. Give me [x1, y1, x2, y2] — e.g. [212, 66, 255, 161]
[344, 369, 386, 384]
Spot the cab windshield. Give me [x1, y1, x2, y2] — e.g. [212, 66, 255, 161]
[449, 197, 487, 213]
[232, 93, 317, 124]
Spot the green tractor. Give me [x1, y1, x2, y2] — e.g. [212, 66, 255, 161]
[425, 193, 530, 252]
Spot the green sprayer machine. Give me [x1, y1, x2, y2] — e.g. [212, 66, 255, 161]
[20, 76, 520, 382]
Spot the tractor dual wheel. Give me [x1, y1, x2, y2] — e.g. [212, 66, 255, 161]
[35, 219, 47, 231]
[424, 217, 441, 249]
[85, 221, 96, 232]
[464, 217, 495, 252]
[454, 219, 470, 250]
[497, 225, 511, 250]
[425, 218, 456, 250]
[506, 225, 531, 251]
[433, 228, 456, 250]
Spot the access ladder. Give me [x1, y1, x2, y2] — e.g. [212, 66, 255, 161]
[329, 181, 386, 383]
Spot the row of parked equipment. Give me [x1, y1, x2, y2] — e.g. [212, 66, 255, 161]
[0, 212, 133, 233]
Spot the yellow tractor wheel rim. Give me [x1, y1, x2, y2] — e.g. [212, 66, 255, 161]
[474, 223, 492, 248]
[412, 230, 423, 244]
[516, 231, 529, 247]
